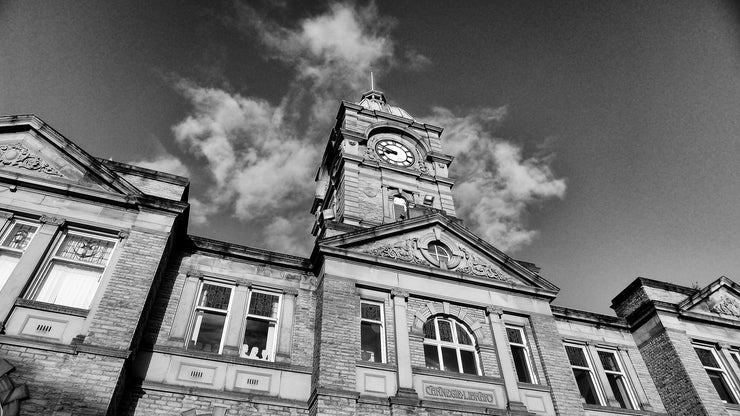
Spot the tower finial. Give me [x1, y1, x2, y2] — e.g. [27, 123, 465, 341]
[370, 69, 375, 90]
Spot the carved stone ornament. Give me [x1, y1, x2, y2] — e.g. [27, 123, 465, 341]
[391, 288, 410, 299]
[362, 147, 378, 161]
[456, 246, 513, 283]
[0, 359, 29, 415]
[256, 264, 272, 277]
[711, 295, 740, 318]
[0, 143, 63, 177]
[364, 238, 427, 265]
[39, 215, 64, 226]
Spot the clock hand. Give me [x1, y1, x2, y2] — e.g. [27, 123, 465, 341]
[384, 148, 398, 155]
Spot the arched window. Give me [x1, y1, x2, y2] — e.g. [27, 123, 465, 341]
[393, 196, 408, 221]
[423, 316, 480, 375]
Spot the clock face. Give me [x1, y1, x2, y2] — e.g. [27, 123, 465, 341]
[375, 140, 415, 167]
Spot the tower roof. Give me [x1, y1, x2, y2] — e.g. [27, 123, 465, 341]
[356, 89, 414, 120]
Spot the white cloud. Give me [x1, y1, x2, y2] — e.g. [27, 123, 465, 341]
[430, 106, 566, 252]
[166, 2, 563, 255]
[171, 82, 318, 222]
[263, 214, 315, 256]
[130, 154, 190, 177]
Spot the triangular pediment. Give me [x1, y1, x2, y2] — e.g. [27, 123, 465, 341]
[679, 276, 740, 321]
[0, 115, 142, 197]
[319, 213, 559, 293]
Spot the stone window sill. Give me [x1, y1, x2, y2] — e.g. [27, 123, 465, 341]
[14, 298, 88, 317]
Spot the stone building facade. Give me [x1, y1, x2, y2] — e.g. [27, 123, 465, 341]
[0, 92, 739, 416]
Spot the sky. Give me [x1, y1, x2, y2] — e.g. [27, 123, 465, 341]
[1, 0, 739, 315]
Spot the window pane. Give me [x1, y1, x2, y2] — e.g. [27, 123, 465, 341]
[198, 284, 231, 310]
[0, 251, 20, 289]
[512, 345, 533, 383]
[565, 346, 589, 367]
[189, 311, 226, 352]
[34, 262, 101, 308]
[361, 321, 383, 362]
[361, 303, 381, 321]
[607, 373, 634, 409]
[460, 349, 478, 374]
[55, 234, 114, 265]
[424, 344, 440, 370]
[1, 223, 37, 250]
[248, 292, 280, 318]
[441, 346, 460, 372]
[598, 351, 619, 372]
[456, 323, 472, 345]
[573, 368, 600, 405]
[243, 318, 276, 360]
[695, 347, 720, 368]
[507, 327, 523, 344]
[708, 370, 738, 404]
[438, 320, 453, 342]
[423, 319, 437, 339]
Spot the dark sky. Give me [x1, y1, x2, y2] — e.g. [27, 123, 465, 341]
[2, 0, 739, 314]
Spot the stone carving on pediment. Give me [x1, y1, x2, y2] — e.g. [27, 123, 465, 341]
[0, 143, 63, 177]
[711, 295, 740, 318]
[456, 246, 512, 283]
[364, 238, 428, 265]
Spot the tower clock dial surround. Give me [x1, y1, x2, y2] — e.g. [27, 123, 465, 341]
[375, 139, 415, 167]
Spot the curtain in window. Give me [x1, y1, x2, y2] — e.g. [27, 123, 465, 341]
[35, 263, 101, 308]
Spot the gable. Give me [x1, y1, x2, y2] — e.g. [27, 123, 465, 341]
[685, 285, 740, 320]
[0, 116, 142, 197]
[321, 215, 559, 292]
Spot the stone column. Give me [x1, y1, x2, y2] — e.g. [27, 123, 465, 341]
[486, 307, 527, 412]
[169, 271, 202, 343]
[0, 215, 64, 325]
[391, 288, 418, 404]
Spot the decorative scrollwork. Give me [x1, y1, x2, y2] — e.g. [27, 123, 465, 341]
[0, 143, 62, 177]
[711, 296, 740, 318]
[457, 246, 512, 283]
[364, 238, 427, 265]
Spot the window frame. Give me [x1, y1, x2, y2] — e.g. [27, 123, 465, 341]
[505, 324, 537, 384]
[693, 343, 740, 404]
[241, 287, 282, 362]
[729, 350, 740, 372]
[24, 227, 118, 310]
[187, 280, 234, 354]
[564, 343, 607, 406]
[360, 299, 387, 363]
[423, 315, 481, 375]
[596, 348, 639, 409]
[0, 218, 39, 289]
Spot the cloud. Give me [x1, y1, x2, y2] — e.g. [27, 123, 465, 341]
[159, 2, 563, 255]
[171, 81, 318, 222]
[263, 214, 315, 256]
[430, 106, 566, 252]
[131, 154, 190, 177]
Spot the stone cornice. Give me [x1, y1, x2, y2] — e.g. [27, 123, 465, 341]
[186, 235, 312, 271]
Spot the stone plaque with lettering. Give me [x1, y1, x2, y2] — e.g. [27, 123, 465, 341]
[422, 382, 496, 405]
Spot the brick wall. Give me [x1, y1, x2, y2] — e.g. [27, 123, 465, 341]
[529, 313, 585, 416]
[85, 229, 171, 351]
[309, 275, 359, 415]
[120, 387, 309, 416]
[638, 329, 728, 416]
[0, 346, 124, 416]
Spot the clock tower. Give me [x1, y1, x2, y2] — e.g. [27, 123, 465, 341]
[311, 88, 457, 239]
